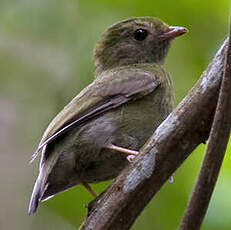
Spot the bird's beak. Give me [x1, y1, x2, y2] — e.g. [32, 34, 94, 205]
[158, 26, 188, 40]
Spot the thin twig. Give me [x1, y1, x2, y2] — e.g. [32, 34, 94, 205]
[79, 38, 228, 230]
[179, 24, 231, 230]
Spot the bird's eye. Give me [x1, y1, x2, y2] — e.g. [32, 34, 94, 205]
[134, 29, 148, 41]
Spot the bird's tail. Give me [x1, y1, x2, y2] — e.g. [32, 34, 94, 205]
[28, 147, 59, 214]
[28, 171, 47, 214]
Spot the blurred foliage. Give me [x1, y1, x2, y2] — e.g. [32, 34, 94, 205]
[0, 0, 230, 230]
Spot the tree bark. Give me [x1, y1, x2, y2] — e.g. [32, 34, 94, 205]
[79, 38, 228, 230]
[179, 26, 231, 230]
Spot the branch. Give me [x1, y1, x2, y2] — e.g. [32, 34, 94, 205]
[179, 25, 231, 230]
[79, 38, 228, 230]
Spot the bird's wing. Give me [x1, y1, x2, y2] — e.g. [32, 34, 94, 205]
[31, 68, 161, 161]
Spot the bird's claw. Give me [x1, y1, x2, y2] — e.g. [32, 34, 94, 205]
[168, 175, 174, 183]
[126, 152, 139, 162]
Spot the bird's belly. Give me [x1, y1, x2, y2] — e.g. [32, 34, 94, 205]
[46, 91, 172, 191]
[75, 94, 171, 183]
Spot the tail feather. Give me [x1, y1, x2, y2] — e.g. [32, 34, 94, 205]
[28, 149, 59, 214]
[28, 173, 45, 214]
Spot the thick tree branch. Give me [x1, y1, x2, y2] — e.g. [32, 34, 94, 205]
[179, 25, 231, 230]
[79, 38, 228, 230]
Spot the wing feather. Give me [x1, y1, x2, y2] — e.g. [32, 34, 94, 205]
[31, 68, 160, 161]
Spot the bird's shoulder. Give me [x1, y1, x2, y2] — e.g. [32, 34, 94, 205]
[93, 63, 168, 96]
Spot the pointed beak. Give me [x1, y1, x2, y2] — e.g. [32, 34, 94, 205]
[158, 26, 188, 40]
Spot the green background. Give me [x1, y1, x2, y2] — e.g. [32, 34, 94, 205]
[0, 0, 230, 229]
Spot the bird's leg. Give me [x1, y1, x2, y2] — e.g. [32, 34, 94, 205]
[106, 144, 139, 155]
[81, 181, 97, 198]
[105, 144, 139, 162]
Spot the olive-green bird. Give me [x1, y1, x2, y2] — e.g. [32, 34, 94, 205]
[28, 17, 187, 214]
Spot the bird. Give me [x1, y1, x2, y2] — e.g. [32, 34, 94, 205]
[28, 17, 187, 214]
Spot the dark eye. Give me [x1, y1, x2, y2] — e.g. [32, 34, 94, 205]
[134, 29, 148, 41]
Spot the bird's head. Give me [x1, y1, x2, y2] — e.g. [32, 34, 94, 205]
[94, 17, 187, 73]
